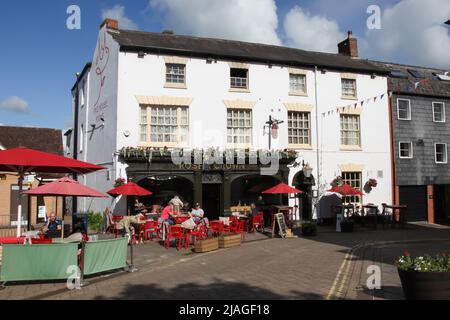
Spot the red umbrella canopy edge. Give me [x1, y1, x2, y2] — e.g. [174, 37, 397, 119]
[0, 148, 105, 174]
[107, 182, 152, 197]
[328, 184, 363, 196]
[23, 177, 107, 197]
[262, 183, 303, 194]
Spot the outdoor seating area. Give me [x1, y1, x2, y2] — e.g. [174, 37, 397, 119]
[330, 202, 408, 230]
[107, 208, 268, 251]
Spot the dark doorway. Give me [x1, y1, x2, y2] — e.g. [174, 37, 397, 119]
[202, 184, 222, 220]
[10, 185, 30, 227]
[399, 186, 427, 222]
[434, 185, 450, 225]
[293, 172, 315, 221]
[138, 175, 194, 208]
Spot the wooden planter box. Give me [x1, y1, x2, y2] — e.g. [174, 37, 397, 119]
[194, 238, 219, 253]
[219, 234, 242, 248]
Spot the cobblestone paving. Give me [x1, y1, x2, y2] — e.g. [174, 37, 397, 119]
[1, 223, 449, 300]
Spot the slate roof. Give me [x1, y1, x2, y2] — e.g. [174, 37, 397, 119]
[109, 29, 388, 75]
[0, 126, 63, 155]
[370, 61, 450, 98]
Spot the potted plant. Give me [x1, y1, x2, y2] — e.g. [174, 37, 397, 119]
[396, 251, 450, 300]
[114, 177, 126, 187]
[87, 211, 104, 235]
[301, 221, 317, 236]
[340, 219, 354, 232]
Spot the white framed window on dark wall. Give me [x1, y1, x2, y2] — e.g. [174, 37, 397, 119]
[432, 102, 445, 122]
[397, 99, 411, 120]
[435, 143, 447, 164]
[399, 141, 413, 159]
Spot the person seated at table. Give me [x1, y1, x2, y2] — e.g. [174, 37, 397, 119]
[65, 222, 84, 243]
[42, 212, 62, 235]
[250, 203, 260, 217]
[189, 203, 205, 223]
[161, 203, 175, 225]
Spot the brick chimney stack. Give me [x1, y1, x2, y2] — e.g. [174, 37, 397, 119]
[100, 18, 119, 30]
[338, 31, 358, 58]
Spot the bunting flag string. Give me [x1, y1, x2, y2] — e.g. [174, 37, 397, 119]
[321, 91, 387, 118]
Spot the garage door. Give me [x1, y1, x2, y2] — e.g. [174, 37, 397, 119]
[399, 186, 427, 222]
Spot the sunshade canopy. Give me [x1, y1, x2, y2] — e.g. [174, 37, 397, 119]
[262, 183, 303, 194]
[328, 184, 363, 196]
[107, 182, 152, 197]
[0, 148, 105, 174]
[23, 177, 107, 198]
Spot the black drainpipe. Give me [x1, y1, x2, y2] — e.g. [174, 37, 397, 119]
[72, 85, 79, 214]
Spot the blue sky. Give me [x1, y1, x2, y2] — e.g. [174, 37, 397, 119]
[0, 0, 448, 130]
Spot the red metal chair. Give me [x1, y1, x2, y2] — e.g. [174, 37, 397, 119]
[208, 220, 224, 238]
[235, 220, 246, 241]
[188, 224, 208, 244]
[251, 213, 264, 233]
[107, 215, 123, 238]
[164, 225, 184, 251]
[143, 220, 159, 243]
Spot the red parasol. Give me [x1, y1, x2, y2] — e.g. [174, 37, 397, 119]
[262, 183, 303, 194]
[0, 148, 105, 237]
[23, 177, 107, 198]
[328, 184, 363, 196]
[107, 182, 152, 197]
[107, 182, 152, 216]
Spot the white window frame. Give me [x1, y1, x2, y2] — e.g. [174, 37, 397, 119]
[340, 114, 361, 147]
[226, 108, 253, 147]
[79, 124, 84, 153]
[288, 111, 311, 147]
[432, 102, 445, 123]
[397, 98, 411, 120]
[165, 63, 186, 84]
[230, 68, 249, 89]
[434, 143, 448, 164]
[139, 105, 189, 148]
[289, 73, 307, 95]
[341, 78, 357, 99]
[399, 141, 413, 159]
[341, 171, 362, 205]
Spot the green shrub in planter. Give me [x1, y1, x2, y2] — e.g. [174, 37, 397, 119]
[87, 211, 104, 234]
[340, 219, 354, 232]
[301, 221, 317, 236]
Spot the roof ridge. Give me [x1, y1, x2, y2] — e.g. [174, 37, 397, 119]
[370, 59, 448, 73]
[117, 28, 361, 60]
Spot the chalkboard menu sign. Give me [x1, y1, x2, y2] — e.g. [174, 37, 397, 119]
[272, 213, 287, 238]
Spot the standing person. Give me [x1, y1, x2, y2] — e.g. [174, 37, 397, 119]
[169, 195, 184, 214]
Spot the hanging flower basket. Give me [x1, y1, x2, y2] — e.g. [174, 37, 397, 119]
[114, 177, 126, 188]
[368, 178, 378, 188]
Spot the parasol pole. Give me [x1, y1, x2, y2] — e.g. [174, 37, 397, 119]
[16, 167, 24, 238]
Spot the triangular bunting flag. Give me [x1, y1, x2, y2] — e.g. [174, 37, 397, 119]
[361, 101, 364, 107]
[414, 82, 420, 89]
[381, 93, 385, 99]
[373, 96, 377, 102]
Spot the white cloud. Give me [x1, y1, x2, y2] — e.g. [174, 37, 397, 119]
[362, 0, 450, 68]
[283, 6, 345, 53]
[149, 0, 281, 45]
[102, 5, 138, 30]
[0, 96, 29, 113]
